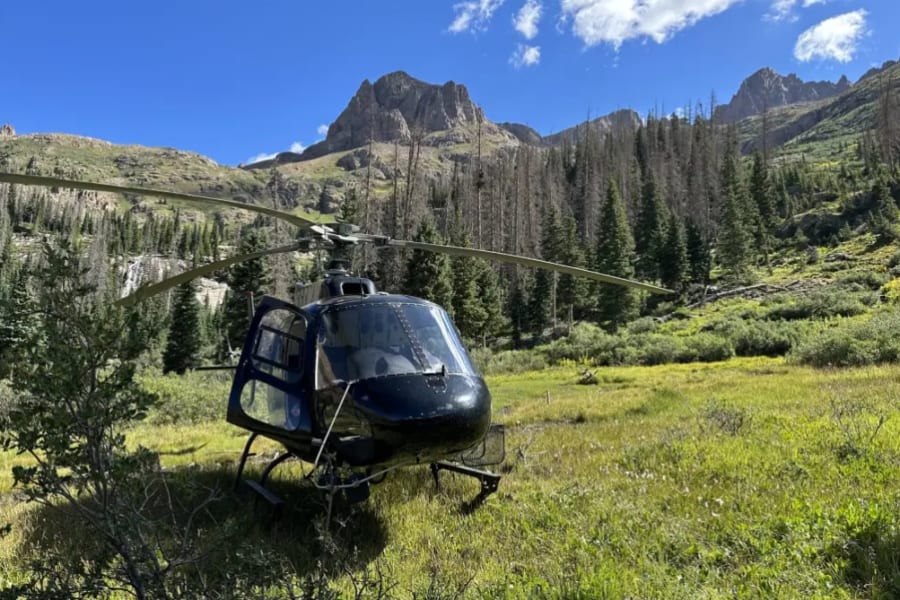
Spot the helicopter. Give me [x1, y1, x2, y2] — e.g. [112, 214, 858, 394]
[0, 172, 671, 514]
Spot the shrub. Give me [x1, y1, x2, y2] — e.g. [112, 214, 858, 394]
[630, 334, 680, 366]
[679, 333, 734, 363]
[140, 370, 232, 425]
[709, 318, 807, 357]
[764, 289, 870, 321]
[473, 349, 549, 375]
[883, 278, 900, 305]
[542, 322, 619, 365]
[836, 270, 889, 291]
[626, 317, 660, 335]
[791, 310, 900, 367]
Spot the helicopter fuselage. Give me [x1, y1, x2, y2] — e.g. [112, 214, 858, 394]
[226, 293, 493, 470]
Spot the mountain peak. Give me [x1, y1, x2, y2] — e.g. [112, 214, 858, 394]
[300, 72, 484, 160]
[715, 68, 851, 123]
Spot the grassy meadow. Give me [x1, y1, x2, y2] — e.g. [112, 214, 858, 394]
[3, 359, 900, 598]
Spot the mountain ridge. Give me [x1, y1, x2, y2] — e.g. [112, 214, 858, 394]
[715, 68, 851, 123]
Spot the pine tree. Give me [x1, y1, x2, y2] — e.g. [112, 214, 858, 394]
[716, 143, 753, 280]
[162, 281, 202, 374]
[527, 268, 554, 336]
[221, 229, 271, 355]
[508, 272, 532, 348]
[749, 151, 774, 270]
[0, 266, 35, 378]
[658, 213, 689, 293]
[557, 215, 591, 320]
[596, 179, 637, 331]
[685, 217, 710, 284]
[634, 171, 668, 281]
[475, 261, 506, 341]
[403, 218, 454, 311]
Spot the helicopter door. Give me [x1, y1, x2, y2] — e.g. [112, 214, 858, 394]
[227, 296, 311, 435]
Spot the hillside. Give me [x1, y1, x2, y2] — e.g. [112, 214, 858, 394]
[735, 58, 900, 159]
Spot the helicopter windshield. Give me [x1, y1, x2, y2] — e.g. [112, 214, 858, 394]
[316, 302, 475, 388]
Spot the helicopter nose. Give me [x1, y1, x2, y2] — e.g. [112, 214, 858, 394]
[353, 373, 493, 460]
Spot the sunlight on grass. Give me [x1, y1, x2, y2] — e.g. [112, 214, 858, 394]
[5, 358, 900, 596]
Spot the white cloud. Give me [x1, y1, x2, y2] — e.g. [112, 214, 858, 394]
[510, 44, 541, 67]
[768, 0, 832, 22]
[794, 9, 868, 63]
[245, 152, 277, 164]
[560, 0, 742, 49]
[245, 140, 306, 164]
[768, 0, 797, 21]
[317, 124, 329, 137]
[514, 0, 542, 39]
[449, 0, 505, 33]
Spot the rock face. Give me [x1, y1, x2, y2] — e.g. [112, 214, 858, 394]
[498, 122, 543, 145]
[715, 68, 851, 123]
[0, 124, 15, 137]
[542, 109, 642, 147]
[301, 71, 484, 159]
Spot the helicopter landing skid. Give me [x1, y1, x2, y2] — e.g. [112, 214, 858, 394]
[430, 461, 501, 504]
[233, 433, 297, 519]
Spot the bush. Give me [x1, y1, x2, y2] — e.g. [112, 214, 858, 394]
[626, 317, 660, 335]
[883, 278, 900, 305]
[542, 322, 619, 365]
[836, 270, 889, 291]
[764, 289, 870, 321]
[140, 370, 233, 425]
[472, 349, 549, 375]
[630, 334, 680, 366]
[708, 317, 807, 357]
[679, 333, 734, 363]
[791, 310, 900, 367]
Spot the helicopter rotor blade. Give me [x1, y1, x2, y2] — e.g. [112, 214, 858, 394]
[383, 239, 673, 295]
[0, 172, 317, 229]
[118, 242, 304, 306]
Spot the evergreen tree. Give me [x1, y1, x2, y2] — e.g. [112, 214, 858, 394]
[716, 143, 753, 280]
[221, 229, 270, 356]
[508, 272, 532, 348]
[596, 179, 637, 331]
[634, 171, 668, 281]
[528, 205, 562, 333]
[0, 266, 35, 378]
[162, 281, 201, 374]
[403, 218, 454, 311]
[685, 217, 710, 284]
[475, 261, 506, 341]
[527, 268, 554, 336]
[749, 151, 774, 269]
[557, 215, 591, 320]
[658, 213, 689, 293]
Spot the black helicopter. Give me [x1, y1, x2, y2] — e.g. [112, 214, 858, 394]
[0, 172, 670, 511]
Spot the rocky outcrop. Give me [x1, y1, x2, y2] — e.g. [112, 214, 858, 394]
[0, 124, 15, 137]
[857, 59, 898, 85]
[498, 122, 542, 145]
[542, 109, 642, 147]
[715, 68, 850, 123]
[301, 71, 485, 159]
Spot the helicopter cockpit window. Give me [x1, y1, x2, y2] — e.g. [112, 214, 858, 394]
[250, 309, 304, 384]
[240, 308, 306, 430]
[316, 302, 475, 389]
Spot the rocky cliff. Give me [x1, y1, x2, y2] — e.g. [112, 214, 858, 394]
[715, 68, 850, 123]
[301, 71, 487, 160]
[541, 109, 642, 147]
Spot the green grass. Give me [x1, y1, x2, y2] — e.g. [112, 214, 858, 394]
[5, 358, 900, 597]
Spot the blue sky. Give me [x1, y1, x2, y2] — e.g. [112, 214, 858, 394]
[1, 1, 896, 166]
